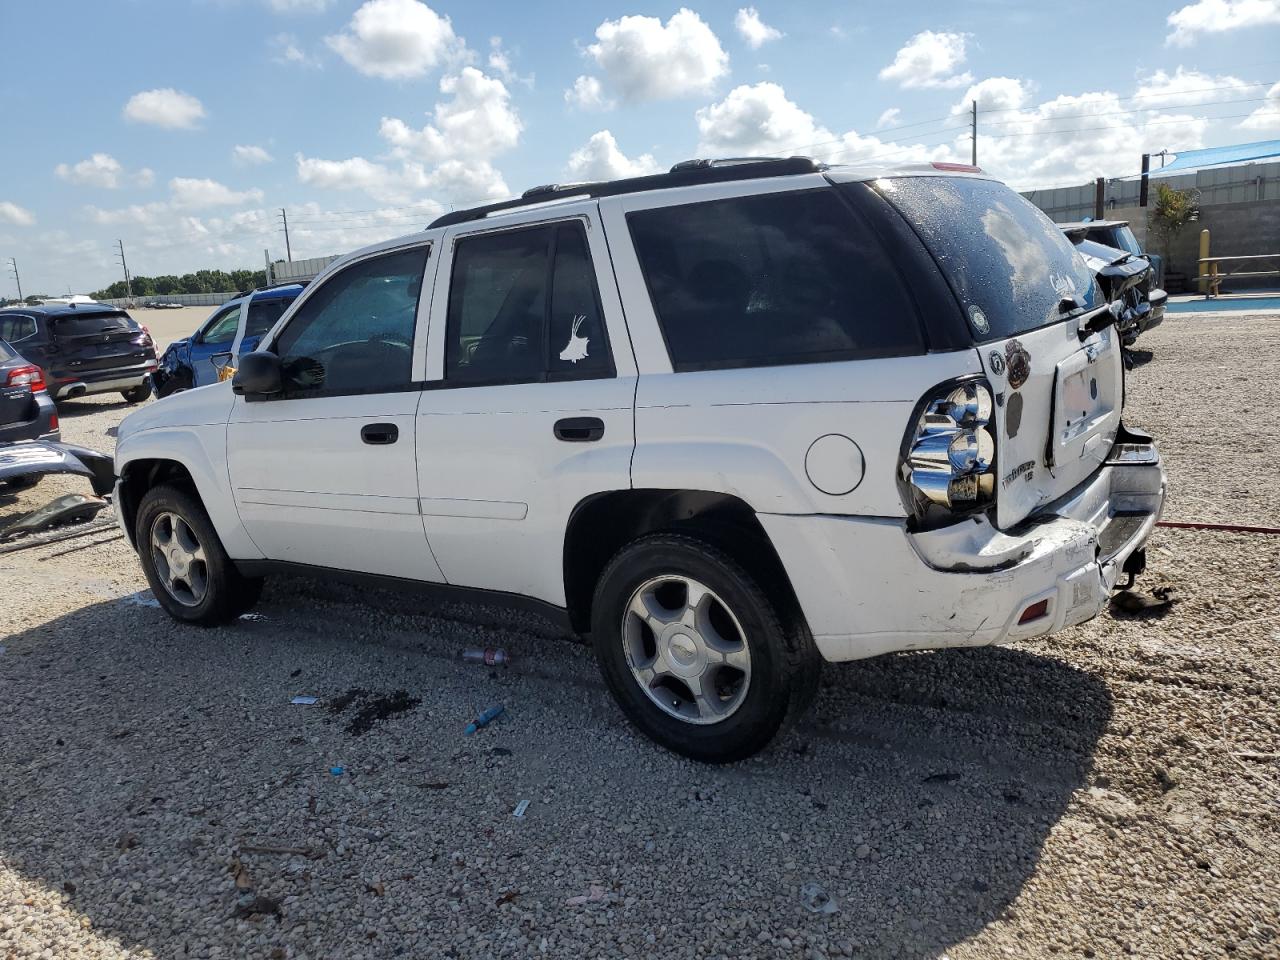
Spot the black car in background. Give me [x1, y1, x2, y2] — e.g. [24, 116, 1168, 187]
[0, 303, 158, 404]
[0, 338, 60, 490]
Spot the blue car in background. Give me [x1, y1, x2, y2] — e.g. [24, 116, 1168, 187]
[151, 284, 304, 398]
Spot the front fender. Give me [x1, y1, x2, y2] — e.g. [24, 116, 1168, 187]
[116, 425, 263, 559]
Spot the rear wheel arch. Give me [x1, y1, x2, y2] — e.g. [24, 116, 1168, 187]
[562, 489, 807, 637]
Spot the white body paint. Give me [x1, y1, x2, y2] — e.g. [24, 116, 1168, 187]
[116, 168, 1166, 662]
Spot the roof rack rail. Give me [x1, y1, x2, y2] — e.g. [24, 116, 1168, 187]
[428, 156, 825, 229]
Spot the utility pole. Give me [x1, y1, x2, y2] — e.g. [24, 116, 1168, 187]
[115, 239, 133, 302]
[7, 258, 21, 302]
[1139, 153, 1151, 208]
[279, 208, 292, 262]
[970, 99, 978, 167]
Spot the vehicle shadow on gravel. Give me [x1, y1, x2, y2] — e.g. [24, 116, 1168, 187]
[0, 582, 1112, 960]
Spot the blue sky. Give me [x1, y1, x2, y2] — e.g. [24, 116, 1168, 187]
[2, 0, 1279, 294]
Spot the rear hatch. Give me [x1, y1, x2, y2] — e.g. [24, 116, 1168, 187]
[873, 174, 1122, 529]
[50, 310, 153, 373]
[0, 343, 35, 428]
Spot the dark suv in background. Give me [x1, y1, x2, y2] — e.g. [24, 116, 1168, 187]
[0, 303, 158, 404]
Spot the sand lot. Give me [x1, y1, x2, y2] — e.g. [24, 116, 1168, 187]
[1, 313, 1277, 959]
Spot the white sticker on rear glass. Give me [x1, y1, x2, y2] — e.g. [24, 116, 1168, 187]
[968, 304, 989, 335]
[559, 314, 590, 363]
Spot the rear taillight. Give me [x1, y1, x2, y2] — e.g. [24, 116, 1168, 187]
[901, 379, 997, 524]
[5, 364, 46, 393]
[49, 412, 59, 430]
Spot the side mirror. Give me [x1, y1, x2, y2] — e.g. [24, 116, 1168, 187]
[232, 351, 283, 398]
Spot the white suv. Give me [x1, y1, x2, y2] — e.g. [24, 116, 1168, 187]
[113, 158, 1166, 762]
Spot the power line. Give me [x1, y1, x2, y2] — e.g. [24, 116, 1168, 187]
[977, 93, 1279, 128]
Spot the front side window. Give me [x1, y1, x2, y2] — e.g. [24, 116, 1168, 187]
[627, 189, 926, 371]
[273, 245, 428, 395]
[445, 222, 613, 385]
[201, 305, 241, 345]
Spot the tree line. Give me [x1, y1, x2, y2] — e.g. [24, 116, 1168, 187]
[91, 268, 268, 300]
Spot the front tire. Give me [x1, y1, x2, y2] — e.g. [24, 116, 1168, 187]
[121, 385, 150, 404]
[134, 484, 263, 625]
[591, 533, 818, 763]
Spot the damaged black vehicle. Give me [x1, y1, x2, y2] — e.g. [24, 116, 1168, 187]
[1063, 229, 1167, 350]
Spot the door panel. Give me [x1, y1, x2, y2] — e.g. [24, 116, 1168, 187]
[227, 392, 439, 580]
[416, 203, 636, 607]
[227, 242, 441, 581]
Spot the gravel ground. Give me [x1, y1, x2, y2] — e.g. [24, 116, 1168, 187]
[1, 312, 1277, 959]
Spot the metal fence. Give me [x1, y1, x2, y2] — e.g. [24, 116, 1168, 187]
[1023, 160, 1280, 222]
[97, 291, 239, 309]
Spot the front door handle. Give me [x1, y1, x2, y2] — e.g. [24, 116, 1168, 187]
[554, 416, 605, 442]
[361, 422, 399, 445]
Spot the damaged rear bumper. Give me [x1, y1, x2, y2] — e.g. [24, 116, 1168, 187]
[0, 440, 116, 496]
[759, 435, 1166, 663]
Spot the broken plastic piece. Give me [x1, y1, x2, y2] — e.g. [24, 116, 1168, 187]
[0, 493, 107, 542]
[464, 704, 505, 735]
[330, 766, 344, 777]
[799, 881, 838, 914]
[513, 799, 530, 818]
[291, 696, 319, 705]
[122, 591, 161, 609]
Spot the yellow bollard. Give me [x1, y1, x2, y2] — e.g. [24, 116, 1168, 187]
[1198, 228, 1211, 297]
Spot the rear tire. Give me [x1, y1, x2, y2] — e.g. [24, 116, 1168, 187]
[591, 533, 818, 763]
[121, 385, 150, 404]
[134, 484, 263, 625]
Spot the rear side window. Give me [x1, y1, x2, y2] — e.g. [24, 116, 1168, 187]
[245, 298, 291, 338]
[0, 315, 38, 342]
[52, 312, 137, 337]
[444, 222, 614, 385]
[627, 189, 925, 371]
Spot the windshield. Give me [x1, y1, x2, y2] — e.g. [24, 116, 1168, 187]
[872, 176, 1100, 341]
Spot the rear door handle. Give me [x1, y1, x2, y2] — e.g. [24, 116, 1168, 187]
[554, 417, 605, 442]
[361, 422, 399, 445]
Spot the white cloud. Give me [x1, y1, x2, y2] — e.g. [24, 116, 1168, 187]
[169, 178, 265, 209]
[1240, 80, 1280, 129]
[266, 0, 329, 11]
[879, 31, 972, 89]
[271, 32, 320, 67]
[486, 36, 530, 86]
[295, 153, 507, 205]
[565, 131, 662, 181]
[565, 75, 612, 111]
[0, 201, 35, 227]
[326, 0, 462, 79]
[122, 88, 206, 129]
[1166, 0, 1280, 46]
[585, 9, 729, 102]
[957, 76, 1032, 113]
[951, 80, 1210, 189]
[54, 153, 153, 189]
[694, 82, 948, 166]
[232, 144, 275, 166]
[735, 7, 782, 49]
[1132, 66, 1254, 107]
[876, 107, 901, 128]
[378, 68, 521, 163]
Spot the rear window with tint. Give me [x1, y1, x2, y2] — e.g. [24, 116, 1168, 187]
[627, 189, 925, 371]
[245, 298, 292, 338]
[869, 176, 1099, 341]
[51, 312, 137, 337]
